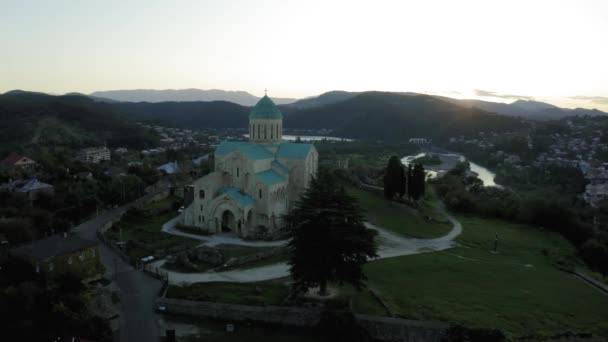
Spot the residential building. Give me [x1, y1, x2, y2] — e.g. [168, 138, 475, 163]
[1, 177, 54, 201]
[1, 153, 37, 173]
[11, 233, 103, 279]
[77, 147, 111, 163]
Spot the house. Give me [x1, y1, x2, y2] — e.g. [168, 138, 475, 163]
[114, 147, 128, 155]
[1, 153, 37, 173]
[158, 161, 180, 175]
[77, 147, 111, 163]
[2, 177, 54, 201]
[10, 233, 103, 279]
[192, 154, 210, 166]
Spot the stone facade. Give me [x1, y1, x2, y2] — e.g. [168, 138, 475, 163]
[180, 96, 318, 239]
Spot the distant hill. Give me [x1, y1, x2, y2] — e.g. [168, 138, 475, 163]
[282, 92, 526, 141]
[287, 91, 361, 109]
[90, 88, 298, 106]
[109, 100, 250, 129]
[0, 91, 159, 155]
[106, 91, 526, 142]
[436, 96, 607, 120]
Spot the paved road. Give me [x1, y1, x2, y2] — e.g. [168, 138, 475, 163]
[73, 194, 165, 342]
[157, 210, 462, 284]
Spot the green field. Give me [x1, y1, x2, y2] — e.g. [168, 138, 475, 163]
[357, 216, 608, 338]
[105, 202, 198, 260]
[345, 185, 452, 238]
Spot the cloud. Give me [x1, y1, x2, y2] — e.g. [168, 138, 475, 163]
[474, 89, 534, 101]
[568, 96, 608, 105]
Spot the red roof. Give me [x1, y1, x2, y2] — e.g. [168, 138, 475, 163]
[1, 153, 24, 166]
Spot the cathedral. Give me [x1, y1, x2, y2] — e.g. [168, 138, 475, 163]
[180, 95, 318, 239]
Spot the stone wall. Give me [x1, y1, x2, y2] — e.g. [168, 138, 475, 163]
[355, 314, 448, 342]
[157, 298, 449, 341]
[157, 297, 323, 327]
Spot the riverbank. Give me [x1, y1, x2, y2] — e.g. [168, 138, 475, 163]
[402, 148, 502, 188]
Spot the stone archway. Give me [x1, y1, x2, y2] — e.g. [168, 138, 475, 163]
[221, 210, 236, 232]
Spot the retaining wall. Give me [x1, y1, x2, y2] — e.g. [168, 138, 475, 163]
[157, 297, 449, 341]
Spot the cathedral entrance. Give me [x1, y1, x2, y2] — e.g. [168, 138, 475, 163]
[221, 210, 236, 232]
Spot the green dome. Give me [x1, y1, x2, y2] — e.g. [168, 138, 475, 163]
[250, 95, 283, 120]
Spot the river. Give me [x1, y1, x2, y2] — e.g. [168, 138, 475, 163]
[402, 152, 502, 188]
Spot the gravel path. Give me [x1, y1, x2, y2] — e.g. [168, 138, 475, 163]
[159, 209, 463, 285]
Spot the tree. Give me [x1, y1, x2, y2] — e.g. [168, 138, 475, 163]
[410, 163, 426, 201]
[407, 164, 413, 200]
[383, 156, 404, 199]
[285, 169, 378, 296]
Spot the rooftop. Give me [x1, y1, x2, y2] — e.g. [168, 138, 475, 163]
[217, 187, 256, 207]
[276, 142, 313, 159]
[256, 169, 286, 185]
[249, 95, 283, 120]
[215, 141, 274, 160]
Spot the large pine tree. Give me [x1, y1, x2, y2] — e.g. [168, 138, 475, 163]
[285, 169, 378, 296]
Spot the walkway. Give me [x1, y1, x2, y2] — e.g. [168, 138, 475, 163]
[158, 210, 463, 285]
[161, 217, 286, 247]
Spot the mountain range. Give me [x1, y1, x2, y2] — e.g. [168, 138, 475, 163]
[106, 91, 528, 142]
[1, 89, 606, 154]
[435, 96, 605, 121]
[90, 88, 298, 106]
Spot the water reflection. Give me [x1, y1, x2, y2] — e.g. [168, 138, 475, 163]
[401, 152, 502, 188]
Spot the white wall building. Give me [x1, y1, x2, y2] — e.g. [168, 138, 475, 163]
[180, 95, 318, 239]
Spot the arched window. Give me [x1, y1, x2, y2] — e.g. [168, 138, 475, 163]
[237, 167, 239, 178]
[276, 124, 279, 138]
[257, 125, 260, 139]
[259, 189, 262, 199]
[270, 126, 273, 139]
[199, 190, 205, 199]
[264, 125, 267, 139]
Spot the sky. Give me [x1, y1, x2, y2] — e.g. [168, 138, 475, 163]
[1, 0, 607, 110]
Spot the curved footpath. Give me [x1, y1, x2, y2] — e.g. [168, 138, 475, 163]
[157, 212, 463, 285]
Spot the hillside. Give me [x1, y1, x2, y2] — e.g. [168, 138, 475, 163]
[437, 96, 607, 120]
[91, 88, 298, 106]
[107, 91, 526, 142]
[109, 100, 250, 129]
[0, 91, 159, 155]
[283, 92, 527, 141]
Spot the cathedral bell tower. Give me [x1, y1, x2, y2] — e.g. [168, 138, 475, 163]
[249, 92, 283, 144]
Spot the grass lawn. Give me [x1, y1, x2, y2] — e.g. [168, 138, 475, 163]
[357, 215, 608, 338]
[166, 279, 289, 306]
[106, 209, 198, 261]
[345, 185, 452, 239]
[221, 253, 289, 271]
[215, 244, 276, 260]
